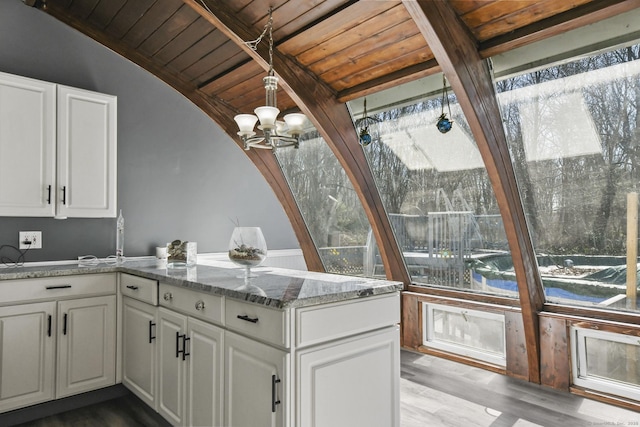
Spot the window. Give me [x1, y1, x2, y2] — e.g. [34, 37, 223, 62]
[351, 94, 513, 296]
[275, 132, 385, 277]
[571, 326, 640, 401]
[423, 302, 506, 366]
[498, 43, 640, 312]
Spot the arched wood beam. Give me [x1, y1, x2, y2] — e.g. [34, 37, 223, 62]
[403, 0, 545, 383]
[40, 2, 323, 272]
[185, 0, 411, 285]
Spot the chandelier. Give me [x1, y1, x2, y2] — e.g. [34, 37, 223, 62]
[233, 8, 307, 150]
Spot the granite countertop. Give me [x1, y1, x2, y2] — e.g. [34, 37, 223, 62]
[0, 257, 403, 309]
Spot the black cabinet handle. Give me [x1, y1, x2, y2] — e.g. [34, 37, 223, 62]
[176, 331, 186, 358]
[182, 336, 190, 361]
[237, 314, 259, 323]
[47, 315, 52, 337]
[62, 186, 66, 205]
[63, 313, 68, 335]
[46, 185, 51, 204]
[149, 321, 156, 343]
[271, 375, 281, 413]
[126, 285, 139, 290]
[46, 285, 72, 290]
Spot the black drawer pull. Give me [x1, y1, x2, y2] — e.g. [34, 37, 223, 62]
[46, 185, 52, 204]
[62, 186, 66, 205]
[272, 375, 281, 413]
[149, 321, 156, 343]
[63, 313, 68, 335]
[126, 285, 139, 290]
[182, 336, 190, 361]
[47, 315, 52, 337]
[46, 285, 72, 290]
[237, 314, 259, 323]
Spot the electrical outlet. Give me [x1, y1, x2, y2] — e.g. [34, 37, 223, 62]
[19, 231, 42, 249]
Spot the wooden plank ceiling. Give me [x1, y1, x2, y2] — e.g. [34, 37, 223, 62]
[35, 0, 636, 115]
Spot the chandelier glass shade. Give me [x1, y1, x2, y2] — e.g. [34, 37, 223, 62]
[233, 8, 307, 150]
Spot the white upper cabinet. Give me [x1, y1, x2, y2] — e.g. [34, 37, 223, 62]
[0, 71, 56, 217]
[56, 85, 117, 218]
[0, 71, 117, 218]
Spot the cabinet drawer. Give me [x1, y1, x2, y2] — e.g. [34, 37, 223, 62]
[225, 299, 288, 348]
[159, 283, 223, 325]
[0, 273, 116, 305]
[120, 274, 158, 305]
[295, 292, 400, 348]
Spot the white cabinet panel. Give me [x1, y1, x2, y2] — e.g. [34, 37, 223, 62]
[0, 301, 56, 412]
[297, 326, 400, 427]
[157, 307, 188, 426]
[0, 71, 56, 216]
[225, 331, 288, 427]
[56, 295, 116, 398]
[57, 85, 116, 218]
[122, 297, 157, 409]
[186, 317, 223, 427]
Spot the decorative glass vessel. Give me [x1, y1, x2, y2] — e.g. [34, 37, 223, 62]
[167, 240, 197, 269]
[228, 227, 267, 278]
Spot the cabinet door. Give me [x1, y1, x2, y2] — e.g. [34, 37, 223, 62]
[225, 331, 288, 427]
[0, 302, 56, 413]
[157, 307, 188, 426]
[0, 71, 56, 217]
[57, 295, 116, 398]
[57, 85, 116, 218]
[122, 297, 157, 409]
[186, 317, 224, 427]
[297, 326, 400, 427]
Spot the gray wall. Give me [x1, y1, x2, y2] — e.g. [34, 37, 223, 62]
[0, 1, 299, 263]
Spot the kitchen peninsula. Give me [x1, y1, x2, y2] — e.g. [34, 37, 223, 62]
[0, 257, 402, 427]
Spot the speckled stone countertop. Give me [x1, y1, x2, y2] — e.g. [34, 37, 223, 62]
[0, 257, 403, 309]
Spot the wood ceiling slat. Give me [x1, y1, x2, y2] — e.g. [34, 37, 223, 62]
[122, 0, 183, 48]
[471, 0, 594, 41]
[201, 61, 264, 96]
[270, 0, 354, 40]
[68, 0, 99, 20]
[449, 0, 492, 15]
[295, 5, 412, 67]
[103, 0, 155, 40]
[312, 22, 426, 85]
[87, 0, 127, 29]
[165, 31, 230, 73]
[280, 1, 399, 56]
[153, 17, 214, 66]
[180, 41, 249, 85]
[139, 5, 201, 57]
[194, 50, 252, 87]
[330, 43, 434, 92]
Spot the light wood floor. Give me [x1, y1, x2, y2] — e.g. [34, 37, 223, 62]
[12, 350, 640, 427]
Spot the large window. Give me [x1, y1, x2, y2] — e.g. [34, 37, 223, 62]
[498, 43, 640, 312]
[351, 95, 513, 297]
[275, 132, 385, 277]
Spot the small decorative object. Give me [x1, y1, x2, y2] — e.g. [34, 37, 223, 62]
[355, 98, 380, 146]
[436, 75, 454, 134]
[116, 209, 125, 264]
[228, 227, 267, 279]
[167, 240, 197, 269]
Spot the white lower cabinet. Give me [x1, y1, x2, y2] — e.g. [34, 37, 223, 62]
[121, 279, 400, 427]
[156, 307, 224, 427]
[297, 326, 400, 427]
[122, 296, 157, 409]
[224, 331, 287, 427]
[0, 301, 56, 412]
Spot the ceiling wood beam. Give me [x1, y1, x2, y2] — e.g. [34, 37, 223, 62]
[403, 0, 545, 383]
[41, 1, 324, 272]
[186, 0, 411, 285]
